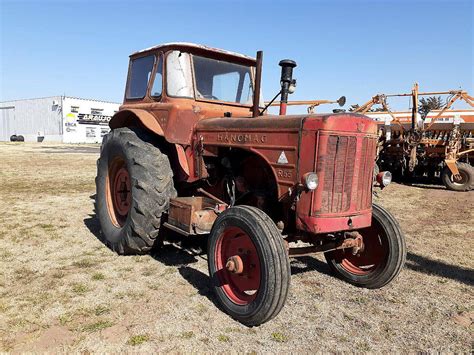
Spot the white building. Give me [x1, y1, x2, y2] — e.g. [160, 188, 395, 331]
[0, 96, 120, 143]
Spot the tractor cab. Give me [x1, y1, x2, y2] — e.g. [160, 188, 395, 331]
[125, 45, 258, 107]
[113, 43, 263, 144]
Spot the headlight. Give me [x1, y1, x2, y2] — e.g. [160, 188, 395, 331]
[303, 172, 319, 190]
[376, 171, 392, 187]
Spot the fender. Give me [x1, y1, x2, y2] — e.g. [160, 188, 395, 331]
[109, 108, 190, 178]
[109, 108, 164, 136]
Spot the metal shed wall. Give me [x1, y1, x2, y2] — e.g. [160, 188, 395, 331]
[0, 96, 63, 142]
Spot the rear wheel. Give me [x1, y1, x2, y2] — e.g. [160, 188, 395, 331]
[325, 203, 406, 289]
[441, 162, 473, 191]
[95, 127, 176, 255]
[208, 206, 290, 326]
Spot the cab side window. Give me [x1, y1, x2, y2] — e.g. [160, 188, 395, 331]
[151, 57, 163, 98]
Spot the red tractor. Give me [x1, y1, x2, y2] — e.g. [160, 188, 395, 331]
[96, 43, 405, 326]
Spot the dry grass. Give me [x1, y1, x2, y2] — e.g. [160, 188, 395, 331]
[0, 142, 472, 352]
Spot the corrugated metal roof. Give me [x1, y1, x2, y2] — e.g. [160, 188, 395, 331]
[0, 96, 61, 104]
[64, 96, 121, 104]
[0, 96, 120, 105]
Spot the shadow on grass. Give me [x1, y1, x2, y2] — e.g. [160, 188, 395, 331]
[81, 193, 225, 309]
[290, 256, 333, 277]
[84, 213, 102, 241]
[150, 239, 205, 266]
[83, 193, 102, 241]
[151, 240, 221, 310]
[390, 175, 446, 191]
[402, 183, 446, 191]
[178, 266, 221, 309]
[406, 252, 473, 286]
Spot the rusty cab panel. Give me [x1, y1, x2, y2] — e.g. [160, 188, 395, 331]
[110, 43, 257, 146]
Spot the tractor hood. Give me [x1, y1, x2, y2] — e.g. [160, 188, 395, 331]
[196, 113, 377, 136]
[195, 112, 377, 191]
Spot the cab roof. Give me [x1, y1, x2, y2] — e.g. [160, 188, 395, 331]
[130, 42, 257, 66]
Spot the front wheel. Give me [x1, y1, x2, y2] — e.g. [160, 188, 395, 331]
[208, 206, 290, 326]
[325, 203, 406, 289]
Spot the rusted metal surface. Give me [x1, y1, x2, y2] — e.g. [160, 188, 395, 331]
[168, 197, 219, 234]
[196, 188, 227, 205]
[265, 96, 346, 114]
[288, 231, 364, 256]
[111, 43, 257, 147]
[196, 115, 301, 197]
[356, 83, 474, 188]
[296, 114, 377, 234]
[131, 42, 256, 62]
[252, 51, 263, 118]
[226, 255, 244, 274]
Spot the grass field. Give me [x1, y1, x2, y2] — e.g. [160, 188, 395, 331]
[0, 142, 472, 352]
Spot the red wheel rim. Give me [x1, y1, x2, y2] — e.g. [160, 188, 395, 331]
[336, 221, 387, 276]
[214, 226, 261, 305]
[106, 158, 131, 227]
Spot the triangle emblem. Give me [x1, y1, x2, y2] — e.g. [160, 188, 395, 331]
[277, 151, 288, 164]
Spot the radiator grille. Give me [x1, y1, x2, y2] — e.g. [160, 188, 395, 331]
[314, 135, 376, 214]
[356, 137, 377, 210]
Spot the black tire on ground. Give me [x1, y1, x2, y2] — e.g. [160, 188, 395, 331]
[324, 203, 406, 289]
[441, 162, 474, 192]
[95, 127, 176, 255]
[208, 206, 290, 326]
[16, 135, 25, 142]
[10, 135, 17, 142]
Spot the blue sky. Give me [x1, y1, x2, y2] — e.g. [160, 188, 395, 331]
[1, 0, 472, 112]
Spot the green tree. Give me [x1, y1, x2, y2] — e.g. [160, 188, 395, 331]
[369, 107, 386, 112]
[348, 104, 360, 112]
[418, 96, 443, 119]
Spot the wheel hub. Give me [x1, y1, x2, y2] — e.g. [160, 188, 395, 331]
[226, 255, 244, 274]
[336, 225, 386, 276]
[113, 167, 131, 216]
[452, 171, 467, 184]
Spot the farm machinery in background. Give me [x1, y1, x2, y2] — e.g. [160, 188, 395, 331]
[353, 84, 474, 191]
[95, 43, 404, 326]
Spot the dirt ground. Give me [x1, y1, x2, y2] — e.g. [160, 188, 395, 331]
[0, 142, 472, 352]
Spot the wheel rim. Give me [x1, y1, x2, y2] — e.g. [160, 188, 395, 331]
[450, 170, 468, 186]
[214, 226, 261, 305]
[106, 157, 131, 227]
[336, 219, 388, 276]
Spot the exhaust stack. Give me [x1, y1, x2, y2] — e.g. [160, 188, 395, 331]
[279, 59, 297, 115]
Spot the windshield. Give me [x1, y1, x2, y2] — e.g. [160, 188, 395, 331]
[126, 55, 155, 99]
[193, 55, 254, 105]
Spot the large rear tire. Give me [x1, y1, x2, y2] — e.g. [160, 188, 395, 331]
[325, 203, 406, 289]
[441, 162, 473, 191]
[208, 206, 290, 326]
[95, 127, 176, 255]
